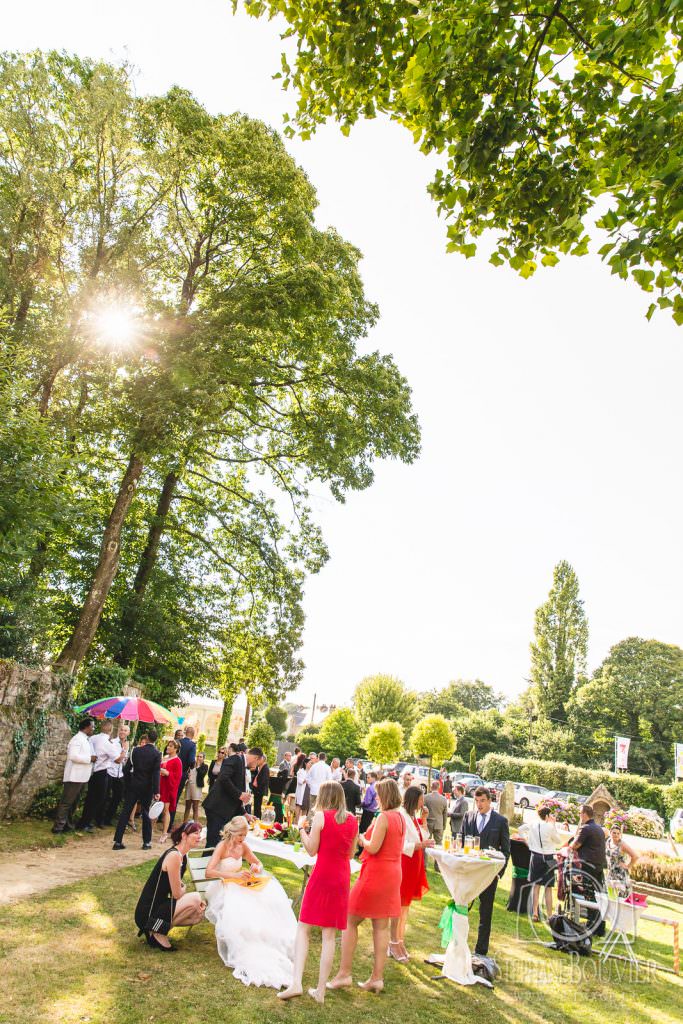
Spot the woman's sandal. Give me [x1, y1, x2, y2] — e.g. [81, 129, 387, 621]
[388, 941, 408, 963]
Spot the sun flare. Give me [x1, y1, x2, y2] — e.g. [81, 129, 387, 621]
[89, 302, 140, 348]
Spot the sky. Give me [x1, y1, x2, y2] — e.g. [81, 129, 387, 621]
[6, 1, 683, 711]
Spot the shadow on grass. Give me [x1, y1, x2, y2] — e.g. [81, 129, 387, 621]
[0, 857, 680, 1024]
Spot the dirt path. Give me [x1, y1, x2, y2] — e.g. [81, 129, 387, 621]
[0, 828, 159, 904]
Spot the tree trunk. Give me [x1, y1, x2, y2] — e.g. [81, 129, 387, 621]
[54, 453, 144, 673]
[115, 470, 179, 667]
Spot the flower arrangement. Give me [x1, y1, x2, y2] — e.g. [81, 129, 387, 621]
[604, 807, 665, 839]
[539, 797, 581, 825]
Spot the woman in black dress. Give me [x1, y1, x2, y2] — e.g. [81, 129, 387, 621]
[135, 821, 206, 950]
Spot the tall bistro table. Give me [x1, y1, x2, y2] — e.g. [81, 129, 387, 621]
[426, 847, 506, 987]
[247, 835, 361, 912]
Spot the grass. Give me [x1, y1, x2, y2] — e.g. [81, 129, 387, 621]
[0, 817, 69, 853]
[1, 855, 682, 1024]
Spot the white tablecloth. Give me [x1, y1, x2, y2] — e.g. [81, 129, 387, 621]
[247, 835, 361, 874]
[426, 848, 505, 986]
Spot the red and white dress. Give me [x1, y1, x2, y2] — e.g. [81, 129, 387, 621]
[399, 809, 429, 907]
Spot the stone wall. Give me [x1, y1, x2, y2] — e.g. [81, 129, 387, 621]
[0, 660, 72, 818]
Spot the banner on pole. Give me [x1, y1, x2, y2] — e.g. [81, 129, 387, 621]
[675, 743, 683, 780]
[615, 736, 630, 770]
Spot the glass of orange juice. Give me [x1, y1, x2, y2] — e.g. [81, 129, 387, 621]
[463, 835, 472, 855]
[443, 833, 451, 851]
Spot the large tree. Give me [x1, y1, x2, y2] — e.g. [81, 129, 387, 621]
[418, 678, 502, 718]
[569, 637, 683, 777]
[242, 1, 683, 321]
[353, 673, 417, 737]
[0, 54, 420, 692]
[530, 560, 588, 723]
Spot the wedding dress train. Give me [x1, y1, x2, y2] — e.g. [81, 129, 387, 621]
[205, 856, 297, 988]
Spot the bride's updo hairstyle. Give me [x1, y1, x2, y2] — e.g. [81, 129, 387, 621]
[315, 780, 348, 824]
[221, 816, 249, 842]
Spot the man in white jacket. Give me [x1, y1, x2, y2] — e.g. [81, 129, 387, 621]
[52, 718, 96, 833]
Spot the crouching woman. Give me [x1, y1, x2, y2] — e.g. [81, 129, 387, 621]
[135, 820, 206, 950]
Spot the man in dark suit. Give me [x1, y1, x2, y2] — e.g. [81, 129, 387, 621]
[461, 786, 510, 956]
[112, 729, 162, 850]
[203, 746, 258, 847]
[570, 802, 607, 936]
[250, 752, 270, 819]
[172, 725, 197, 825]
[341, 769, 362, 815]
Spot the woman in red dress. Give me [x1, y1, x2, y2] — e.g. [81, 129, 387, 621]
[328, 777, 405, 994]
[390, 785, 433, 961]
[278, 781, 358, 1004]
[158, 739, 182, 843]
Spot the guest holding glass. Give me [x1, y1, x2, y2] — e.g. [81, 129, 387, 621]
[328, 777, 405, 994]
[389, 785, 434, 962]
[278, 781, 358, 1003]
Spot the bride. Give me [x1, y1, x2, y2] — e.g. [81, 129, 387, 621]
[204, 816, 297, 988]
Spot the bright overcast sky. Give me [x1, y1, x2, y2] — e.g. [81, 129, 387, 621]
[6, 1, 683, 710]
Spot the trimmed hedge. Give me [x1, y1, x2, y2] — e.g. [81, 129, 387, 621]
[631, 855, 683, 893]
[662, 782, 683, 818]
[479, 753, 666, 817]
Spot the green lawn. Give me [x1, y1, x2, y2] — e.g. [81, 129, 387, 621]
[0, 817, 68, 854]
[0, 857, 681, 1024]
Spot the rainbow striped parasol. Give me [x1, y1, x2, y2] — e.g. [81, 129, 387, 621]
[73, 695, 177, 724]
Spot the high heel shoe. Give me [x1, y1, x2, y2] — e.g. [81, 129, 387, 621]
[357, 979, 384, 993]
[326, 977, 353, 990]
[388, 941, 408, 963]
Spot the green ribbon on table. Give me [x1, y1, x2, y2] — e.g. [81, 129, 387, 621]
[512, 866, 529, 879]
[438, 899, 468, 948]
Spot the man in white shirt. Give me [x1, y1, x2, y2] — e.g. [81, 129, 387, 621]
[306, 751, 332, 807]
[103, 724, 130, 826]
[330, 757, 343, 782]
[52, 718, 96, 833]
[77, 721, 123, 832]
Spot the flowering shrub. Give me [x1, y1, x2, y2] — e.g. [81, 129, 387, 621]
[604, 807, 665, 839]
[539, 797, 580, 825]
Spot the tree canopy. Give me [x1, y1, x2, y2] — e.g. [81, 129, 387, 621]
[0, 51, 419, 708]
[242, 1, 683, 322]
[569, 637, 683, 777]
[317, 707, 363, 759]
[418, 679, 502, 718]
[530, 560, 588, 722]
[410, 713, 456, 767]
[353, 673, 417, 737]
[366, 719, 404, 765]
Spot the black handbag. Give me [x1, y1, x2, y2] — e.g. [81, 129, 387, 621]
[548, 912, 592, 956]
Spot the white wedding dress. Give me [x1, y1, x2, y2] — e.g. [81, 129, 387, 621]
[205, 855, 297, 988]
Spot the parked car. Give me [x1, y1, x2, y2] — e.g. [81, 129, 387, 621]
[514, 783, 550, 808]
[545, 790, 588, 805]
[449, 772, 486, 796]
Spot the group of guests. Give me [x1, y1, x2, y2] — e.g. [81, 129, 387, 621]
[135, 776, 511, 1001]
[518, 801, 640, 933]
[52, 718, 206, 849]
